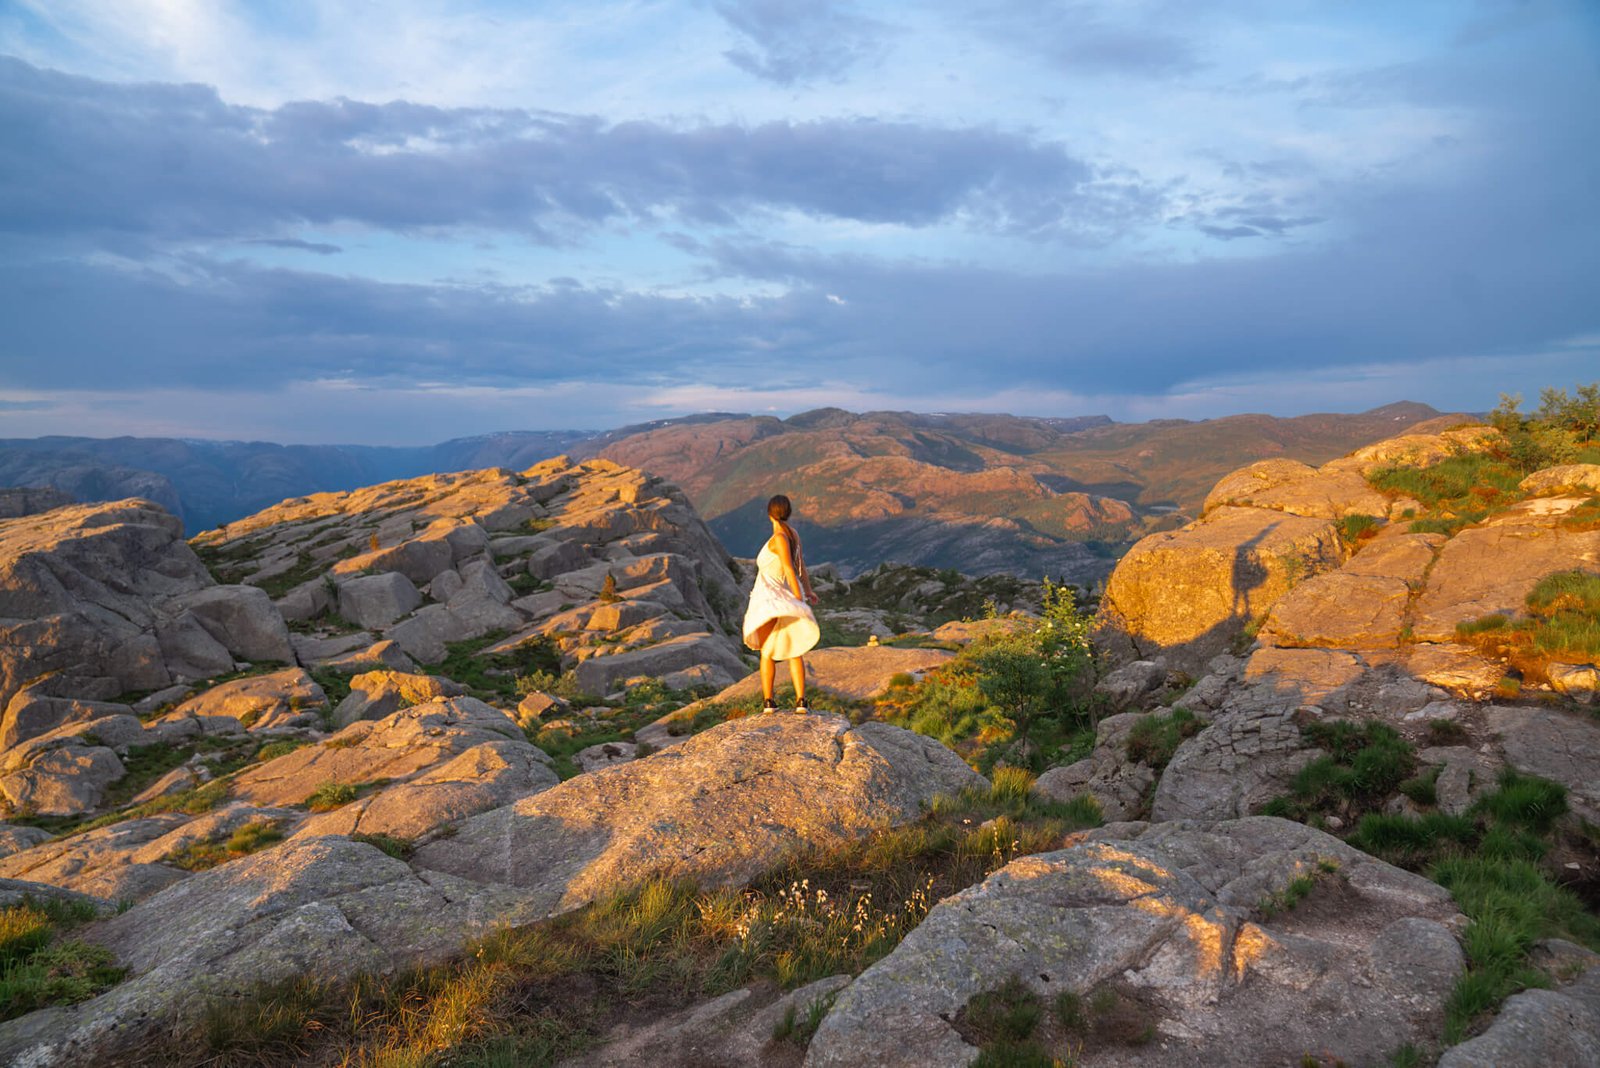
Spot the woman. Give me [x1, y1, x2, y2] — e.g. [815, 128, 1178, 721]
[742, 494, 821, 713]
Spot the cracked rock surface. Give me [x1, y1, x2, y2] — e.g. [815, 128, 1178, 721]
[806, 817, 1464, 1068]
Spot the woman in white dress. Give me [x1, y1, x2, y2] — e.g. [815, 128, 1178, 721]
[742, 494, 821, 713]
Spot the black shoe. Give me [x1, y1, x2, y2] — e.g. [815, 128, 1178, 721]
[794, 699, 810, 715]
[761, 699, 778, 714]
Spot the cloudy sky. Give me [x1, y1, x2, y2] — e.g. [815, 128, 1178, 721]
[1, 0, 1597, 444]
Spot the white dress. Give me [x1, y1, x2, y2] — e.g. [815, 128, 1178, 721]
[742, 536, 820, 661]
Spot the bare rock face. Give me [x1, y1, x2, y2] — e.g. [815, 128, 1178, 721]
[1099, 505, 1345, 671]
[805, 818, 1463, 1068]
[0, 500, 213, 710]
[414, 714, 985, 916]
[1485, 705, 1600, 822]
[1411, 502, 1600, 641]
[0, 690, 135, 752]
[0, 814, 193, 903]
[292, 739, 557, 840]
[0, 836, 548, 1067]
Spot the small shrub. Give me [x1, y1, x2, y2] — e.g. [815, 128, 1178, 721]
[961, 976, 1043, 1045]
[1425, 718, 1469, 746]
[305, 781, 358, 812]
[1336, 514, 1382, 545]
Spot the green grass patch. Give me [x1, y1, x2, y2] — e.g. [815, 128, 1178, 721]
[1341, 769, 1600, 1042]
[1125, 707, 1204, 770]
[433, 633, 562, 703]
[1336, 513, 1383, 546]
[351, 833, 416, 860]
[1261, 720, 1415, 823]
[1454, 569, 1600, 685]
[166, 820, 285, 871]
[304, 781, 358, 812]
[0, 895, 123, 1021]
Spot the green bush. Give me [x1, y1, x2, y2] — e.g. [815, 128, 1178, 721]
[1125, 708, 1203, 769]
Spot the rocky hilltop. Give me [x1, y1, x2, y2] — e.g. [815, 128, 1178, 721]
[597, 403, 1449, 580]
[0, 423, 1596, 1067]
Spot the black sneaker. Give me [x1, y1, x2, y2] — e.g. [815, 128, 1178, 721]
[794, 698, 810, 715]
[761, 699, 778, 714]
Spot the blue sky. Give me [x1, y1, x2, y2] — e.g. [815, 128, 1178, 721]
[0, 0, 1596, 444]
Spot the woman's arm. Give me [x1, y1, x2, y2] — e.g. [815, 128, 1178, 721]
[772, 532, 806, 600]
[796, 539, 819, 605]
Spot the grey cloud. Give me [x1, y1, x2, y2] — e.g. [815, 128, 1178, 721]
[1197, 224, 1261, 240]
[0, 58, 1155, 247]
[715, 0, 888, 86]
[969, 1, 1203, 78]
[245, 238, 343, 254]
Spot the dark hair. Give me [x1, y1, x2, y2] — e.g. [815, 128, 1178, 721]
[767, 494, 792, 521]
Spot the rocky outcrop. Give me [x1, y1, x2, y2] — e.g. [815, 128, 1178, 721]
[0, 499, 294, 714]
[168, 667, 327, 731]
[414, 714, 985, 915]
[0, 836, 548, 1067]
[191, 457, 747, 695]
[1098, 505, 1345, 672]
[806, 818, 1463, 1068]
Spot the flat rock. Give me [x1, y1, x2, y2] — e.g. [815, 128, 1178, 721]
[0, 814, 192, 903]
[292, 740, 557, 840]
[694, 645, 955, 706]
[1263, 571, 1411, 648]
[231, 696, 524, 809]
[1411, 510, 1600, 641]
[806, 817, 1463, 1068]
[413, 714, 985, 916]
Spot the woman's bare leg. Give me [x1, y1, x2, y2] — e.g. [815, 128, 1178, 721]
[760, 649, 777, 701]
[788, 655, 806, 708]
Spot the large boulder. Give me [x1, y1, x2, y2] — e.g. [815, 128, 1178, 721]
[171, 584, 295, 664]
[573, 632, 748, 696]
[329, 670, 466, 728]
[1099, 505, 1344, 673]
[413, 714, 985, 915]
[170, 668, 327, 732]
[0, 743, 125, 817]
[0, 690, 135, 752]
[806, 818, 1463, 1068]
[336, 571, 422, 629]
[1202, 458, 1393, 519]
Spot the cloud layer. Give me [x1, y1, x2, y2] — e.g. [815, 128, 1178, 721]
[1, 1, 1597, 442]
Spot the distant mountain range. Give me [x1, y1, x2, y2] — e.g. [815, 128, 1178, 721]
[0, 402, 1455, 578]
